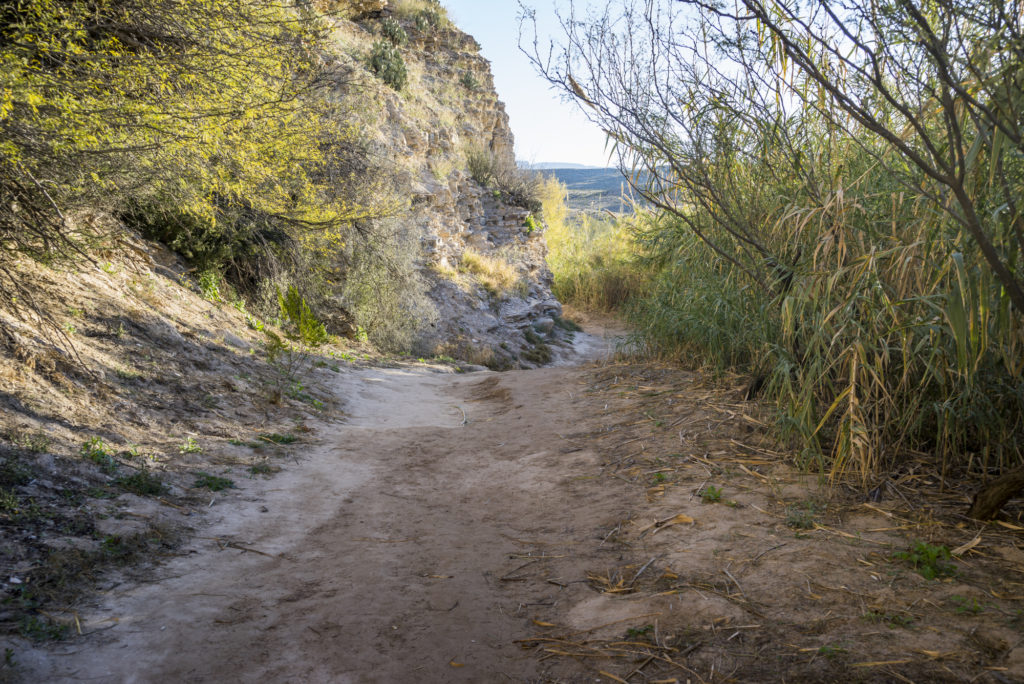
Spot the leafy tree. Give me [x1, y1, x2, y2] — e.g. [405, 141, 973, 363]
[521, 0, 1024, 493]
[0, 0, 368, 310]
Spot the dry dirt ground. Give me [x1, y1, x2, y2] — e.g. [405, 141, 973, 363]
[5, 317, 1024, 683]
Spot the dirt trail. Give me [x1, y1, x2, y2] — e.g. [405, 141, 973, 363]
[13, 322, 1024, 683]
[17, 329, 631, 682]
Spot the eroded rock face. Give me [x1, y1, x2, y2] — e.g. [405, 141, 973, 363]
[326, 9, 566, 368]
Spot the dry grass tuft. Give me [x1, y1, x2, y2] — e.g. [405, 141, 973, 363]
[457, 248, 523, 298]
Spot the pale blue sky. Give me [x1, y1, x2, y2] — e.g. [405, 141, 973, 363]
[442, 1, 612, 168]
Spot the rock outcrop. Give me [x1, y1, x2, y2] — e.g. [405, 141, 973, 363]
[326, 4, 565, 368]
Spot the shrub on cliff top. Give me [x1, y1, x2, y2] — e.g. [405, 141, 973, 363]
[391, 0, 449, 29]
[466, 147, 541, 213]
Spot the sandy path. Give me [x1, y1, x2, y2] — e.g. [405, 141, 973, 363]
[19, 330, 628, 683]
[16, 323, 1024, 683]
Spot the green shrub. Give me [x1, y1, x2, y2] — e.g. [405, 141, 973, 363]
[369, 40, 408, 91]
[379, 17, 408, 46]
[414, 8, 445, 31]
[116, 470, 166, 496]
[460, 71, 481, 91]
[465, 146, 541, 212]
[198, 270, 223, 302]
[338, 219, 437, 353]
[193, 473, 235, 491]
[278, 285, 329, 347]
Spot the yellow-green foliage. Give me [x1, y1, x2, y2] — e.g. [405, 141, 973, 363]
[541, 177, 646, 311]
[0, 0, 387, 309]
[1, 1, 348, 219]
[458, 248, 522, 298]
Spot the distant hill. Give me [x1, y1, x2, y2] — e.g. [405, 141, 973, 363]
[540, 167, 639, 214]
[520, 162, 609, 170]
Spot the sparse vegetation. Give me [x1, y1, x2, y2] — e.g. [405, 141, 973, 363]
[193, 473, 235, 492]
[248, 462, 279, 477]
[259, 433, 298, 445]
[465, 146, 541, 212]
[863, 610, 914, 628]
[785, 502, 819, 530]
[458, 249, 523, 298]
[8, 429, 51, 454]
[116, 470, 167, 496]
[392, 0, 450, 30]
[18, 616, 69, 643]
[81, 437, 118, 475]
[951, 595, 984, 615]
[894, 542, 956, 580]
[700, 485, 723, 503]
[179, 437, 203, 455]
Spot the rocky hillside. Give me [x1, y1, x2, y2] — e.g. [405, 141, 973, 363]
[324, 1, 567, 367]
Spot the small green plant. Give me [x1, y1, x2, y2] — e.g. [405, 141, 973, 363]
[894, 542, 956, 580]
[193, 472, 235, 491]
[62, 322, 76, 335]
[248, 462, 278, 477]
[116, 470, 166, 496]
[11, 429, 50, 453]
[259, 432, 297, 445]
[379, 17, 408, 46]
[100, 262, 116, 274]
[0, 488, 20, 514]
[950, 595, 984, 615]
[817, 643, 847, 659]
[4, 647, 14, 667]
[198, 270, 222, 302]
[81, 437, 118, 474]
[625, 624, 654, 639]
[523, 214, 540, 234]
[245, 314, 265, 331]
[701, 485, 723, 503]
[785, 502, 819, 530]
[369, 40, 407, 91]
[652, 472, 667, 484]
[460, 71, 480, 91]
[178, 437, 203, 455]
[19, 616, 68, 642]
[278, 285, 329, 347]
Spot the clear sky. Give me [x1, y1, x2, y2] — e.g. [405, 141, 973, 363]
[441, 1, 612, 168]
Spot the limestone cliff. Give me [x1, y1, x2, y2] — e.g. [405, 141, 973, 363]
[325, 3, 565, 368]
